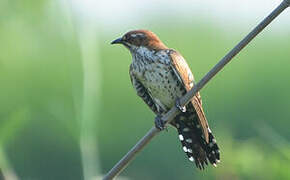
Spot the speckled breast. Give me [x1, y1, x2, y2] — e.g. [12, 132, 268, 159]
[132, 49, 186, 110]
[144, 63, 186, 110]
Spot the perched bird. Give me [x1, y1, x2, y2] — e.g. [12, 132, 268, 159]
[111, 30, 220, 169]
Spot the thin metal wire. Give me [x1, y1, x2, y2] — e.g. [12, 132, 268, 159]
[103, 1, 289, 179]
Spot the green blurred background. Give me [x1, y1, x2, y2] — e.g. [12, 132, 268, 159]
[0, 0, 290, 179]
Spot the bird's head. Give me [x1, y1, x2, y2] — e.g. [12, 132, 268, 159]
[111, 30, 167, 52]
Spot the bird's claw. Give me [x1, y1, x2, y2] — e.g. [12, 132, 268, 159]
[176, 98, 186, 112]
[154, 115, 167, 131]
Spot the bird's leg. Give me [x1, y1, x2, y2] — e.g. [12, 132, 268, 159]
[176, 97, 186, 113]
[154, 115, 167, 131]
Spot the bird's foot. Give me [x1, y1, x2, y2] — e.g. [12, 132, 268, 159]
[154, 115, 167, 131]
[176, 98, 186, 112]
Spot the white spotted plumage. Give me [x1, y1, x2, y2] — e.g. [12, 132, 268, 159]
[183, 127, 190, 132]
[131, 47, 187, 110]
[189, 157, 194, 162]
[186, 138, 192, 143]
[123, 30, 220, 170]
[179, 134, 184, 141]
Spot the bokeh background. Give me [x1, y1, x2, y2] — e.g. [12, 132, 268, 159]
[0, 0, 290, 179]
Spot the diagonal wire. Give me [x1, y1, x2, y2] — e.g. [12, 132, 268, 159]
[103, 1, 290, 179]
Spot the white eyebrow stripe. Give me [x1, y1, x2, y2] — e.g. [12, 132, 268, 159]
[131, 33, 145, 38]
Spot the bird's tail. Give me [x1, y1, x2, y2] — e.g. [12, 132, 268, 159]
[172, 111, 220, 169]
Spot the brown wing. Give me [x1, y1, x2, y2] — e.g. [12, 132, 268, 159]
[169, 50, 209, 143]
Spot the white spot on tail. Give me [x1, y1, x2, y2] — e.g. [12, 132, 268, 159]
[183, 146, 187, 152]
[187, 148, 193, 153]
[186, 139, 192, 143]
[189, 157, 194, 162]
[179, 134, 184, 141]
[183, 127, 190, 132]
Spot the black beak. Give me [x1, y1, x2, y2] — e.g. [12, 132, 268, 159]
[111, 38, 123, 45]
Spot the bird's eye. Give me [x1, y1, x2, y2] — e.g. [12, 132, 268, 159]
[123, 35, 132, 42]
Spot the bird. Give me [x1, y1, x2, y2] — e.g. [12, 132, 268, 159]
[111, 30, 220, 169]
